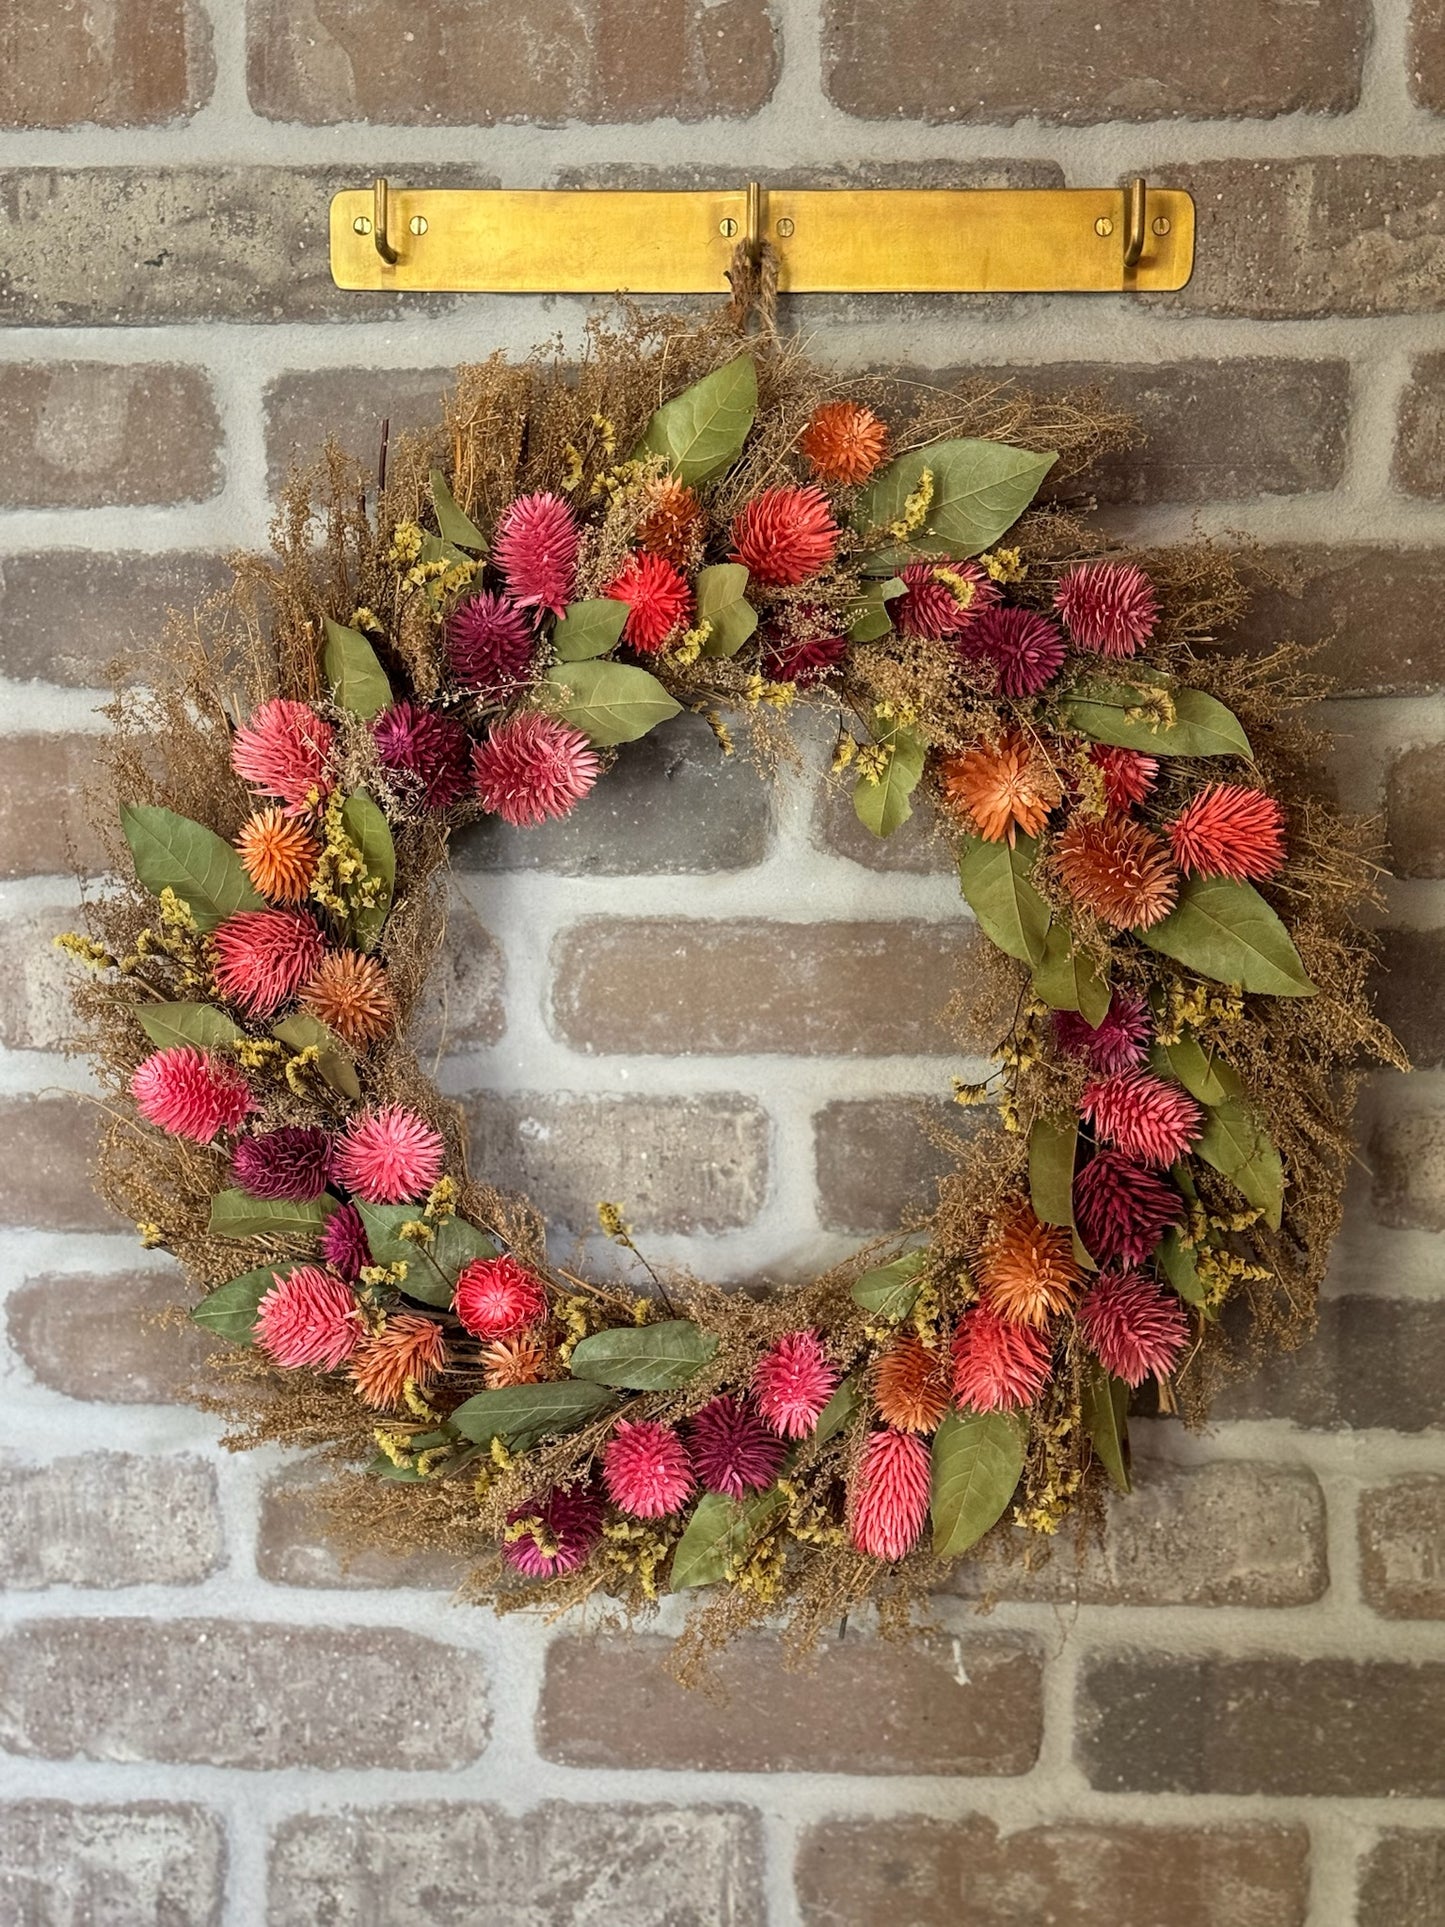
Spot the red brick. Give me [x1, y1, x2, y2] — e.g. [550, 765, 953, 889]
[0, 1802, 224, 1925]
[1233, 548, 1445, 696]
[6, 1269, 215, 1405]
[0, 1619, 489, 1769]
[1388, 742, 1445, 875]
[1373, 928, 1445, 1067]
[1358, 1831, 1445, 1926]
[823, 0, 1365, 121]
[1214, 1296, 1445, 1432]
[814, 1096, 965, 1235]
[0, 1453, 222, 1590]
[0, 0, 213, 128]
[0, 1096, 117, 1233]
[0, 365, 220, 508]
[1359, 1477, 1445, 1619]
[1412, 0, 1445, 110]
[551, 919, 979, 1055]
[247, 0, 779, 123]
[795, 1817, 1309, 1927]
[1395, 353, 1445, 498]
[257, 1468, 463, 1590]
[0, 551, 229, 687]
[0, 736, 113, 879]
[1371, 1112, 1445, 1232]
[538, 1632, 1042, 1775]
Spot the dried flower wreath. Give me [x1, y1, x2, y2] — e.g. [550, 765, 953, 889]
[64, 304, 1399, 1653]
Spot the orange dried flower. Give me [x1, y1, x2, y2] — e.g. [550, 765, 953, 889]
[349, 1312, 448, 1409]
[638, 476, 704, 568]
[481, 1334, 547, 1388]
[299, 950, 393, 1047]
[799, 400, 889, 485]
[874, 1335, 950, 1433]
[235, 808, 319, 904]
[1056, 816, 1179, 930]
[980, 1206, 1085, 1327]
[941, 733, 1061, 844]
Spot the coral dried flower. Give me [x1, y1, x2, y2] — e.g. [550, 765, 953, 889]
[1056, 817, 1179, 930]
[1090, 744, 1159, 814]
[481, 1334, 547, 1388]
[951, 1306, 1053, 1413]
[1167, 784, 1287, 882]
[895, 559, 997, 640]
[967, 605, 1068, 698]
[231, 1125, 332, 1203]
[850, 1429, 930, 1562]
[373, 700, 473, 812]
[689, 1394, 786, 1498]
[753, 1329, 839, 1438]
[731, 485, 840, 587]
[1077, 1268, 1191, 1386]
[320, 1201, 369, 1282]
[601, 551, 694, 654]
[504, 1484, 605, 1579]
[637, 476, 704, 567]
[799, 400, 889, 485]
[1054, 560, 1159, 658]
[472, 712, 600, 829]
[1074, 1148, 1183, 1267]
[454, 1254, 549, 1339]
[300, 949, 394, 1048]
[980, 1206, 1085, 1327]
[253, 1265, 359, 1371]
[211, 909, 324, 1018]
[236, 808, 319, 904]
[1053, 988, 1152, 1076]
[874, 1335, 950, 1433]
[446, 589, 536, 698]
[333, 1106, 445, 1204]
[350, 1312, 449, 1410]
[602, 1418, 695, 1519]
[492, 491, 580, 617]
[232, 698, 335, 810]
[132, 1045, 251, 1144]
[941, 733, 1061, 844]
[1082, 1069, 1203, 1168]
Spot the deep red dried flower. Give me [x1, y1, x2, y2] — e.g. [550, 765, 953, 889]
[472, 712, 600, 828]
[350, 1312, 449, 1409]
[1074, 1148, 1183, 1267]
[950, 1306, 1053, 1412]
[1167, 783, 1287, 882]
[492, 491, 580, 617]
[132, 1046, 251, 1144]
[689, 1394, 786, 1498]
[1054, 561, 1159, 657]
[894, 559, 997, 640]
[254, 1265, 360, 1371]
[211, 909, 324, 1018]
[373, 700, 474, 811]
[731, 485, 840, 587]
[1082, 1070, 1203, 1168]
[1053, 989, 1152, 1075]
[967, 605, 1067, 697]
[332, 1106, 445, 1204]
[850, 1429, 930, 1562]
[753, 1329, 839, 1438]
[1056, 816, 1179, 930]
[1077, 1268, 1191, 1386]
[453, 1254, 549, 1339]
[320, 1201, 370, 1282]
[446, 589, 536, 698]
[761, 622, 850, 685]
[231, 698, 335, 810]
[504, 1484, 605, 1579]
[230, 1125, 332, 1202]
[603, 1418, 695, 1518]
[602, 551, 694, 654]
[798, 400, 889, 485]
[1090, 743, 1159, 814]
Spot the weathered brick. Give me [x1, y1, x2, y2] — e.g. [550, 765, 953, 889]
[1215, 1297, 1445, 1431]
[461, 1093, 768, 1235]
[0, 1801, 224, 1926]
[0, 1619, 488, 1769]
[257, 1467, 463, 1590]
[1162, 159, 1445, 319]
[1395, 353, 1445, 498]
[0, 1453, 222, 1590]
[264, 367, 450, 493]
[7, 1269, 213, 1405]
[538, 1632, 1042, 1775]
[1232, 547, 1445, 697]
[1373, 928, 1445, 1068]
[551, 919, 977, 1055]
[795, 1817, 1309, 1927]
[1358, 1830, 1445, 1927]
[815, 783, 954, 874]
[0, 1096, 116, 1233]
[823, 0, 1365, 121]
[1359, 1477, 1445, 1619]
[950, 1461, 1326, 1607]
[814, 1097, 963, 1236]
[0, 1, 213, 129]
[268, 1803, 765, 1927]
[248, 0, 778, 124]
[0, 736, 112, 879]
[1388, 742, 1445, 875]
[0, 551, 229, 687]
[1412, 0, 1445, 111]
[0, 902, 86, 1051]
[1077, 1654, 1445, 1795]
[0, 365, 220, 508]
[1371, 1112, 1445, 1232]
[407, 893, 506, 1055]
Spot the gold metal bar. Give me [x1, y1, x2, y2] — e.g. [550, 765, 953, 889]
[329, 183, 1194, 294]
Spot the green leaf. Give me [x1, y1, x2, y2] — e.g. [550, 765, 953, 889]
[1157, 1227, 1208, 1308]
[958, 833, 1051, 969]
[429, 467, 487, 552]
[851, 1249, 929, 1321]
[1031, 921, 1111, 1028]
[1059, 681, 1252, 760]
[339, 790, 395, 952]
[120, 803, 263, 933]
[1149, 1031, 1245, 1105]
[322, 617, 392, 721]
[1080, 1359, 1131, 1493]
[545, 659, 682, 747]
[552, 598, 630, 662]
[450, 1379, 618, 1449]
[1194, 1097, 1286, 1230]
[1029, 1116, 1078, 1231]
[853, 724, 926, 838]
[1139, 876, 1316, 998]
[356, 1203, 496, 1308]
[207, 1189, 336, 1242]
[136, 1002, 245, 1052]
[189, 1264, 286, 1344]
[635, 353, 758, 484]
[853, 437, 1056, 569]
[695, 564, 758, 658]
[845, 576, 906, 644]
[930, 1409, 1028, 1556]
[568, 1318, 718, 1390]
[671, 1486, 788, 1591]
[814, 1372, 860, 1443]
[367, 1453, 426, 1482]
[271, 1011, 361, 1101]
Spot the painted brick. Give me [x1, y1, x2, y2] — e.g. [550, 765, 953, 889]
[407, 894, 506, 1055]
[6, 1269, 213, 1405]
[823, 0, 1366, 122]
[1412, 0, 1445, 110]
[1388, 742, 1445, 875]
[462, 1092, 769, 1235]
[550, 919, 978, 1055]
[1358, 1831, 1445, 1927]
[1395, 352, 1445, 498]
[814, 1097, 968, 1235]
[794, 1817, 1310, 1927]
[256, 1468, 463, 1591]
[0, 735, 112, 879]
[263, 367, 450, 494]
[0, 551, 230, 687]
[1214, 1297, 1445, 1432]
[1373, 928, 1445, 1068]
[0, 1453, 222, 1590]
[0, 1096, 116, 1233]
[0, 0, 214, 129]
[538, 1632, 1043, 1775]
[0, 1619, 489, 1769]
[0, 1802, 224, 1927]
[1358, 1477, 1445, 1619]
[268, 1803, 766, 1927]
[1077, 1654, 1445, 1795]
[1371, 1112, 1445, 1232]
[248, 0, 780, 124]
[950, 1461, 1327, 1608]
[0, 365, 220, 508]
[1233, 548, 1445, 697]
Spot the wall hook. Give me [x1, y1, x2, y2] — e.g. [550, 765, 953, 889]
[1122, 176, 1148, 270]
[372, 176, 400, 266]
[744, 180, 763, 265]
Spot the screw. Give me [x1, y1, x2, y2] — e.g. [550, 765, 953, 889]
[719, 216, 739, 238]
[409, 215, 428, 236]
[1094, 216, 1114, 238]
[1152, 214, 1171, 236]
[776, 216, 795, 238]
[353, 215, 373, 235]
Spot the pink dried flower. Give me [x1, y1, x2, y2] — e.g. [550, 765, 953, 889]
[504, 1484, 605, 1579]
[688, 1395, 786, 1498]
[447, 589, 536, 697]
[850, 1429, 930, 1562]
[231, 698, 335, 809]
[253, 1265, 360, 1371]
[1053, 989, 1152, 1076]
[320, 1201, 370, 1282]
[453, 1254, 548, 1339]
[1082, 1070, 1203, 1168]
[602, 1418, 695, 1519]
[472, 712, 600, 828]
[1074, 1148, 1183, 1267]
[230, 1126, 332, 1202]
[1054, 560, 1159, 658]
[211, 909, 324, 1018]
[950, 1306, 1053, 1413]
[1077, 1268, 1191, 1386]
[332, 1106, 446, 1204]
[753, 1329, 839, 1438]
[372, 700, 473, 811]
[894, 559, 998, 640]
[967, 605, 1067, 697]
[132, 1046, 251, 1144]
[493, 491, 580, 617]
[1167, 783, 1287, 882]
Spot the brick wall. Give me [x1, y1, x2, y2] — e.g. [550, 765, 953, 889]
[0, 3, 1441, 1923]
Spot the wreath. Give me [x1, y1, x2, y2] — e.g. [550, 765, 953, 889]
[64, 302, 1399, 1653]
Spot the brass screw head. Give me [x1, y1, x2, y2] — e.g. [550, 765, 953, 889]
[776, 216, 795, 237]
[1152, 215, 1171, 236]
[719, 216, 739, 238]
[409, 215, 428, 236]
[1094, 216, 1114, 238]
[352, 215, 373, 235]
